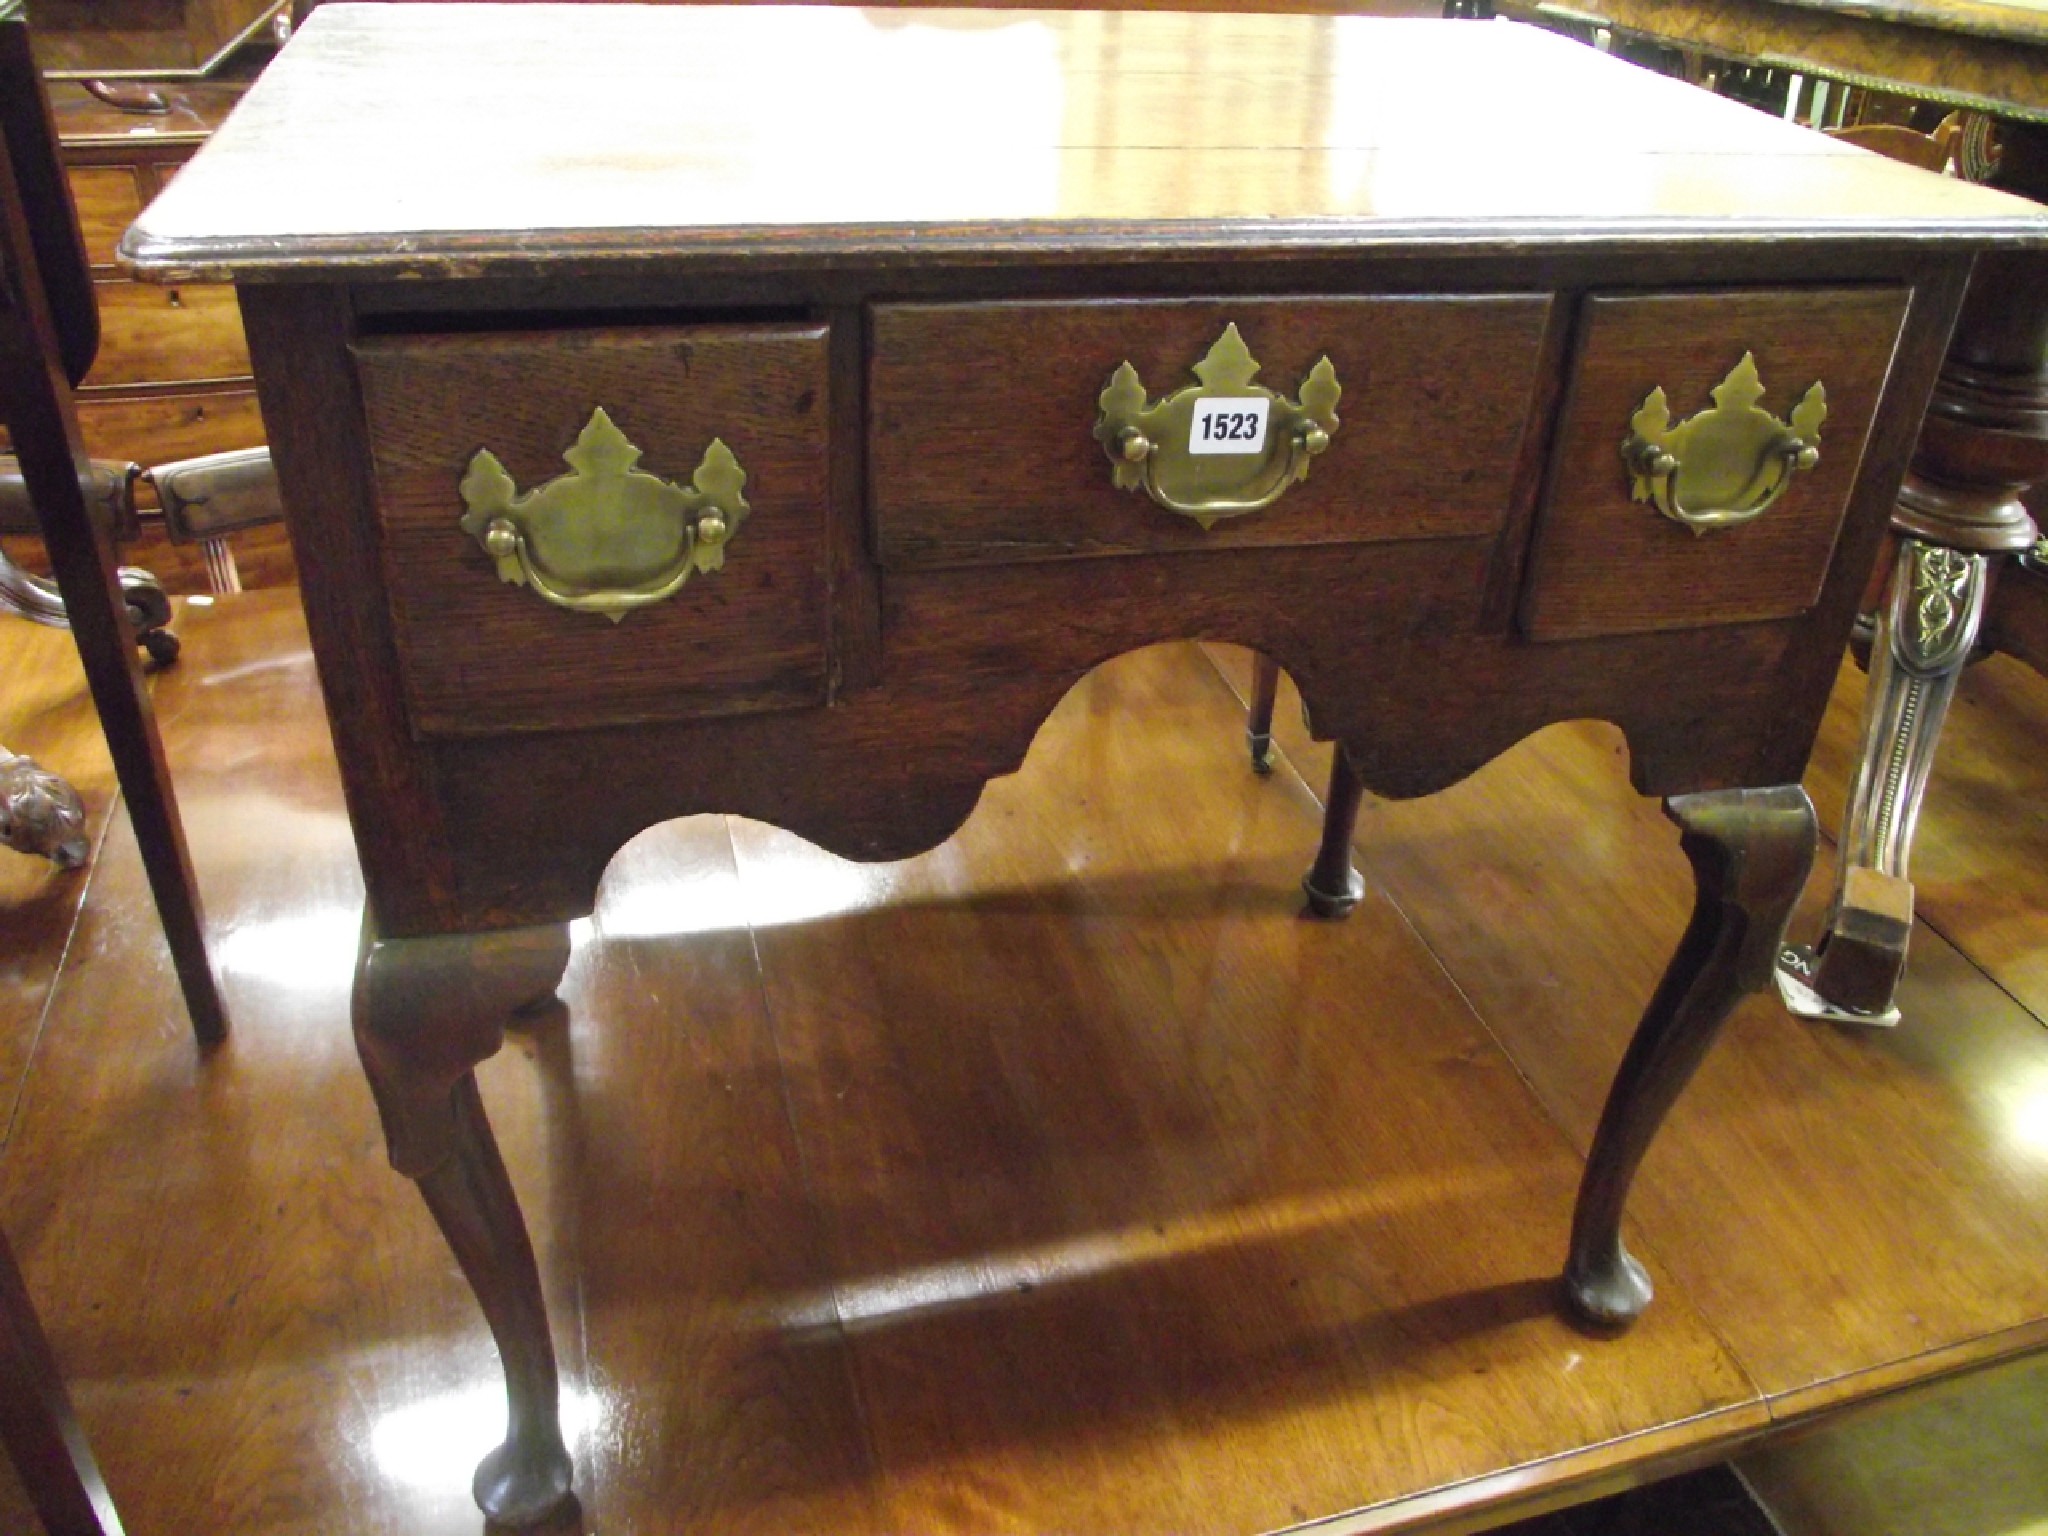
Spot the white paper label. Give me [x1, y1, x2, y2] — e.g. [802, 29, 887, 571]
[1188, 396, 1270, 456]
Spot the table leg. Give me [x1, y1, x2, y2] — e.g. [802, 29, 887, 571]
[0, 1220, 124, 1536]
[1565, 785, 1815, 1329]
[352, 923, 575, 1529]
[1778, 124, 2048, 1027]
[1302, 750, 1367, 919]
[1247, 652, 1280, 774]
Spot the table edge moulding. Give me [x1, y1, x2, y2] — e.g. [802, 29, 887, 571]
[117, 4, 2048, 1526]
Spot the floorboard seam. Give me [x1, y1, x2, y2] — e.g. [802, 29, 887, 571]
[0, 786, 117, 1160]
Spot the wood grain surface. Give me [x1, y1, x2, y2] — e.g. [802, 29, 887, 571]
[870, 296, 1551, 567]
[0, 593, 2044, 1531]
[354, 324, 833, 738]
[1522, 287, 1910, 640]
[119, 7, 2048, 283]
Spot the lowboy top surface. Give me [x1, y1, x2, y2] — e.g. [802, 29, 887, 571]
[121, 2, 2048, 281]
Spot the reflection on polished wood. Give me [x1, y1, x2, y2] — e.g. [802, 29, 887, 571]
[121, 8, 2045, 283]
[0, 594, 2043, 1531]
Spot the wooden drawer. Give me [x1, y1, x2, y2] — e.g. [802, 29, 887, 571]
[870, 296, 1553, 569]
[353, 323, 832, 739]
[74, 389, 265, 478]
[84, 280, 251, 388]
[1520, 288, 1910, 641]
[68, 165, 144, 270]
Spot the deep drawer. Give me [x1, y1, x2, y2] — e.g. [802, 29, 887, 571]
[1520, 287, 1910, 642]
[353, 323, 832, 739]
[869, 296, 1553, 569]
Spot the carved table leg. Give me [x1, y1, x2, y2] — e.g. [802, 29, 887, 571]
[1302, 749, 1366, 919]
[1778, 541, 1989, 1025]
[1565, 786, 1815, 1329]
[1778, 123, 2048, 1028]
[353, 922, 576, 1528]
[1247, 652, 1280, 774]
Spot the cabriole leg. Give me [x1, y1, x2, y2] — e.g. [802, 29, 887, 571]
[353, 922, 575, 1528]
[1565, 785, 1815, 1329]
[1776, 539, 1990, 1026]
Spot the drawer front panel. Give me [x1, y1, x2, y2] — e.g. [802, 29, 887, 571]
[84, 280, 251, 388]
[1521, 288, 1909, 642]
[75, 389, 266, 477]
[68, 166, 143, 269]
[355, 324, 831, 739]
[870, 296, 1553, 569]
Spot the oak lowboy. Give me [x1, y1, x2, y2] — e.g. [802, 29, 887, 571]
[120, 4, 2048, 1526]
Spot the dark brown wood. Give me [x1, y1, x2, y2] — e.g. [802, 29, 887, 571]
[105, 9, 2048, 1523]
[353, 324, 833, 738]
[1302, 748, 1366, 918]
[869, 297, 1553, 569]
[0, 1221, 124, 1536]
[1807, 864, 1914, 1014]
[352, 923, 574, 1529]
[27, 0, 283, 79]
[1565, 785, 1816, 1328]
[0, 6, 224, 1043]
[827, 304, 882, 694]
[1522, 288, 1911, 641]
[1986, 554, 2048, 672]
[237, 282, 459, 935]
[1247, 651, 1279, 772]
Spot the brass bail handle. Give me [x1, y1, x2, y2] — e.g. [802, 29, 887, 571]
[1093, 323, 1342, 531]
[457, 407, 749, 622]
[1622, 352, 1826, 534]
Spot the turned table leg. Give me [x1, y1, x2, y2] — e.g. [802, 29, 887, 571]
[1565, 786, 1815, 1329]
[1302, 749, 1366, 920]
[1778, 123, 2048, 1028]
[1247, 652, 1280, 774]
[353, 922, 576, 1528]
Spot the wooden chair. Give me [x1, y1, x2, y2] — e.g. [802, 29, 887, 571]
[0, 0, 225, 1041]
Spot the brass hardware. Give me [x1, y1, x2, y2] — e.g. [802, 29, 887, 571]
[1093, 324, 1340, 530]
[457, 408, 748, 622]
[1622, 352, 1825, 534]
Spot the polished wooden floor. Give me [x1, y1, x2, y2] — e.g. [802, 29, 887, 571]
[0, 590, 2043, 1535]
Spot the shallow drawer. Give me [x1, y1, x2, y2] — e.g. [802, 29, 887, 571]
[68, 165, 143, 269]
[83, 280, 251, 388]
[870, 296, 1553, 569]
[1520, 287, 1909, 642]
[75, 389, 266, 478]
[354, 323, 832, 738]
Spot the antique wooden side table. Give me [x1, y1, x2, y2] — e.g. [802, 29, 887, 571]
[122, 6, 2048, 1525]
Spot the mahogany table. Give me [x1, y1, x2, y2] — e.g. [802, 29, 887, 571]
[122, 6, 2048, 1524]
[1497, 0, 2048, 1026]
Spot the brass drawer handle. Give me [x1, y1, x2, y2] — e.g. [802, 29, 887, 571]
[1094, 324, 1340, 530]
[1622, 352, 1825, 534]
[458, 408, 748, 622]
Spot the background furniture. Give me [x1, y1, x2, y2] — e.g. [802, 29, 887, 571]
[0, 0, 224, 1041]
[1496, 0, 2048, 1029]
